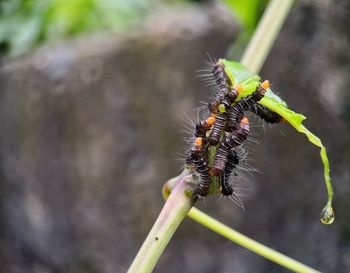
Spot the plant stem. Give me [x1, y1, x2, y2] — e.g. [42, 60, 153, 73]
[188, 208, 320, 273]
[128, 1, 297, 272]
[240, 0, 294, 73]
[127, 170, 196, 273]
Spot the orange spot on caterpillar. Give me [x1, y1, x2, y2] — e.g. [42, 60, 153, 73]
[235, 84, 243, 93]
[206, 116, 215, 126]
[241, 117, 249, 125]
[261, 80, 270, 90]
[194, 137, 203, 147]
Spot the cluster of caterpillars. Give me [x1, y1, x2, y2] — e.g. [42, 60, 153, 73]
[186, 62, 283, 197]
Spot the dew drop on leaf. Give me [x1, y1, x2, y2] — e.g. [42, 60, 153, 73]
[320, 205, 335, 225]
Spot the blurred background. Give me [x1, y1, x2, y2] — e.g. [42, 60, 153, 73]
[0, 0, 349, 272]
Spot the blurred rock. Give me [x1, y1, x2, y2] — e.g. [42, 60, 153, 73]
[0, 3, 238, 273]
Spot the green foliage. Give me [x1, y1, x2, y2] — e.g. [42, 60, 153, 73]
[223, 0, 269, 59]
[0, 0, 268, 57]
[0, 0, 269, 57]
[0, 0, 152, 56]
[224, 0, 266, 34]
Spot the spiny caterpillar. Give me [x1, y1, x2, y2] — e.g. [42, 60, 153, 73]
[185, 58, 335, 225]
[187, 81, 269, 198]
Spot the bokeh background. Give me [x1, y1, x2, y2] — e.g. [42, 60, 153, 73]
[1, 0, 349, 272]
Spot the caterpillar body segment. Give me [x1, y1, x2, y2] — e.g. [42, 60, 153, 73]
[221, 149, 240, 196]
[193, 155, 211, 197]
[208, 85, 242, 145]
[226, 109, 244, 133]
[212, 117, 250, 176]
[208, 106, 227, 146]
[212, 62, 231, 94]
[194, 116, 216, 138]
[187, 137, 211, 197]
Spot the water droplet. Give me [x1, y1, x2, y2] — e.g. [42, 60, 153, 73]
[320, 205, 335, 225]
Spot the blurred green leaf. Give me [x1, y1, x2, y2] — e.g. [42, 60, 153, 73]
[0, 0, 160, 56]
[224, 0, 262, 33]
[223, 0, 269, 60]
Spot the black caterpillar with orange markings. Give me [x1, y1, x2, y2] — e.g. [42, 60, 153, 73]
[221, 149, 240, 196]
[188, 137, 211, 197]
[212, 117, 250, 176]
[232, 80, 282, 124]
[186, 61, 282, 198]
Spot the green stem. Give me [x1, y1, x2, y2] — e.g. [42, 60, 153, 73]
[240, 0, 294, 73]
[128, 1, 298, 272]
[127, 170, 196, 273]
[188, 208, 320, 273]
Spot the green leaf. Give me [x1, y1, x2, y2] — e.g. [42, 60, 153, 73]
[223, 0, 262, 33]
[221, 60, 334, 215]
